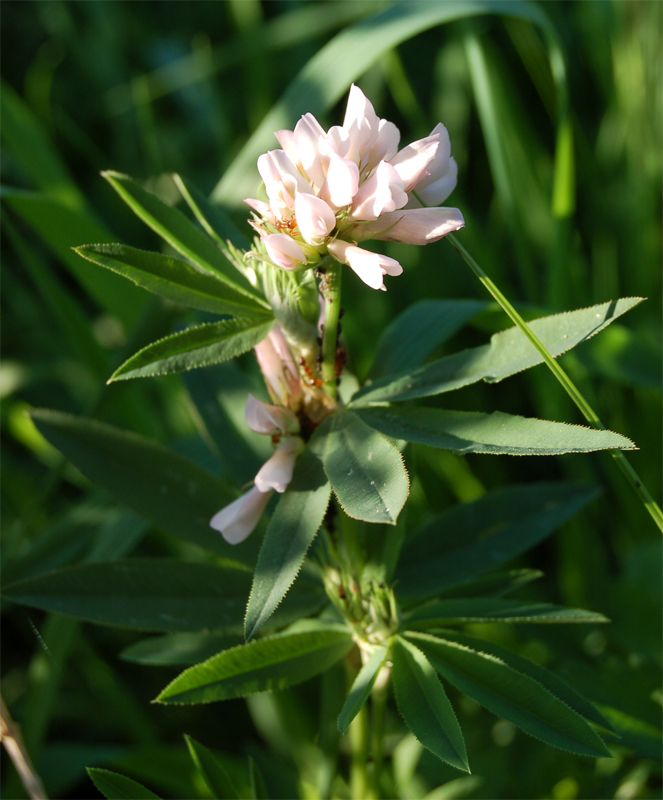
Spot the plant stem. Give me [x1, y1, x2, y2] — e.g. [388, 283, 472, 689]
[447, 233, 663, 534]
[321, 261, 342, 401]
[368, 666, 390, 799]
[349, 702, 370, 800]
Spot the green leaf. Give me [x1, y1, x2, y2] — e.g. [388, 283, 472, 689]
[75, 243, 270, 319]
[3, 560, 252, 632]
[312, 410, 409, 524]
[185, 735, 240, 799]
[396, 483, 599, 599]
[434, 630, 615, 732]
[408, 632, 612, 758]
[29, 409, 237, 555]
[402, 598, 609, 629]
[155, 625, 353, 705]
[2, 189, 146, 326]
[212, 0, 558, 207]
[436, 569, 544, 600]
[87, 768, 161, 800]
[244, 446, 331, 640]
[109, 318, 274, 381]
[121, 633, 242, 666]
[173, 173, 250, 251]
[338, 645, 389, 735]
[391, 637, 469, 772]
[248, 757, 268, 800]
[368, 299, 487, 380]
[353, 298, 644, 404]
[355, 406, 635, 455]
[102, 171, 266, 307]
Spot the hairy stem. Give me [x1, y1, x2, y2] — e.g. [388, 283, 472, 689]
[321, 261, 342, 401]
[447, 232, 663, 533]
[349, 701, 370, 800]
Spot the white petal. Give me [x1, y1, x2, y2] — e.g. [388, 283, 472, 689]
[264, 233, 307, 270]
[389, 133, 440, 192]
[254, 325, 302, 407]
[294, 192, 336, 245]
[320, 153, 359, 208]
[328, 240, 402, 291]
[356, 207, 465, 245]
[415, 157, 458, 206]
[254, 438, 301, 493]
[210, 486, 272, 544]
[293, 113, 327, 187]
[245, 394, 299, 435]
[350, 161, 408, 221]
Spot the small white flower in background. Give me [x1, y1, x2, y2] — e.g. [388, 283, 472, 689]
[246, 84, 464, 291]
[210, 393, 303, 544]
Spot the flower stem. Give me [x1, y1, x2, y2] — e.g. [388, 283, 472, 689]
[321, 261, 342, 401]
[349, 701, 370, 800]
[448, 233, 663, 534]
[368, 665, 390, 799]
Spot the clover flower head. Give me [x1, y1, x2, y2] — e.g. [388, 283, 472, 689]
[245, 85, 464, 291]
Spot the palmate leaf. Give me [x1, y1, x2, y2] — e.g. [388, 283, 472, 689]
[244, 446, 331, 641]
[402, 597, 609, 629]
[368, 299, 487, 380]
[396, 482, 599, 599]
[102, 171, 267, 307]
[109, 318, 274, 381]
[75, 243, 270, 320]
[3, 560, 325, 633]
[435, 630, 615, 732]
[338, 645, 389, 735]
[312, 410, 409, 524]
[87, 768, 161, 800]
[392, 637, 469, 772]
[355, 406, 635, 455]
[155, 624, 353, 705]
[29, 409, 240, 556]
[352, 298, 644, 404]
[407, 631, 611, 758]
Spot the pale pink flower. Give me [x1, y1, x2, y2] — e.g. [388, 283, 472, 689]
[246, 85, 464, 290]
[327, 240, 402, 292]
[254, 325, 302, 408]
[264, 233, 307, 270]
[245, 394, 299, 436]
[254, 436, 302, 493]
[210, 486, 272, 545]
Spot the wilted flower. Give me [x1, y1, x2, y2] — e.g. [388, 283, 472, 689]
[246, 84, 464, 291]
[210, 393, 303, 544]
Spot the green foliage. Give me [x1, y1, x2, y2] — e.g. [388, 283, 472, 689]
[156, 625, 353, 705]
[392, 637, 469, 772]
[312, 410, 410, 524]
[337, 645, 389, 735]
[244, 446, 331, 640]
[407, 632, 612, 758]
[87, 768, 162, 800]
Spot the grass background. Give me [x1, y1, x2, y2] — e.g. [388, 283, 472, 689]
[2, 2, 661, 798]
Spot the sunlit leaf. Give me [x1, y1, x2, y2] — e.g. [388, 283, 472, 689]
[109, 318, 274, 381]
[156, 625, 353, 705]
[312, 410, 409, 524]
[353, 298, 644, 404]
[408, 631, 611, 758]
[392, 637, 469, 771]
[356, 406, 635, 455]
[75, 243, 270, 319]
